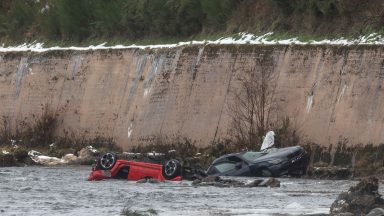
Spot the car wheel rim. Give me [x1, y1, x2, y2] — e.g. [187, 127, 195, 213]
[165, 160, 176, 176]
[100, 153, 115, 169]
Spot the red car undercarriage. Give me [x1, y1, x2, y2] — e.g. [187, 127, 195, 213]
[88, 153, 182, 181]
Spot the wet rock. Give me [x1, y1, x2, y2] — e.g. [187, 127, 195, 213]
[28, 150, 79, 165]
[136, 178, 160, 184]
[308, 166, 352, 179]
[202, 176, 221, 183]
[147, 179, 160, 184]
[366, 208, 384, 216]
[69, 146, 100, 165]
[0, 153, 16, 166]
[258, 178, 281, 188]
[330, 176, 384, 215]
[136, 179, 148, 183]
[244, 179, 263, 187]
[192, 179, 202, 186]
[62, 154, 78, 162]
[78, 146, 99, 158]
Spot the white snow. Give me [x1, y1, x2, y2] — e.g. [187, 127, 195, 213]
[1, 32, 384, 53]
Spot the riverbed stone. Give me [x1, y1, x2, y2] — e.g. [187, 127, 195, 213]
[366, 208, 384, 216]
[202, 176, 220, 183]
[330, 176, 384, 215]
[258, 178, 281, 188]
[148, 179, 160, 184]
[192, 179, 202, 186]
[0, 154, 15, 166]
[136, 179, 148, 183]
[243, 179, 263, 187]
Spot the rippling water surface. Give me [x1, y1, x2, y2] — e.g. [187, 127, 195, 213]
[0, 166, 374, 216]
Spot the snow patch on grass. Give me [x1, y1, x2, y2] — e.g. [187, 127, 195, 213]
[1, 33, 384, 53]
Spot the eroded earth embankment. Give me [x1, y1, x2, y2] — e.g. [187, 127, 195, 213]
[1, 45, 384, 165]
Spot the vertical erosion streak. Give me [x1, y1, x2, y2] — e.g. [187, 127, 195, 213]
[306, 95, 314, 113]
[126, 54, 148, 112]
[192, 47, 204, 80]
[212, 55, 238, 142]
[170, 47, 202, 135]
[143, 55, 164, 97]
[159, 48, 183, 135]
[10, 57, 29, 130]
[14, 57, 29, 98]
[126, 54, 148, 139]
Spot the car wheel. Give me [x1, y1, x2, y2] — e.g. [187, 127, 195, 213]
[99, 153, 116, 170]
[162, 159, 181, 180]
[261, 168, 272, 177]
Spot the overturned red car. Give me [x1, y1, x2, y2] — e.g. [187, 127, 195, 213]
[88, 153, 182, 181]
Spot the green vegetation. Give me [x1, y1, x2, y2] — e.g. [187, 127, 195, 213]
[0, 0, 383, 45]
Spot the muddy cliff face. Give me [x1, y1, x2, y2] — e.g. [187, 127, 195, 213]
[0, 45, 383, 150]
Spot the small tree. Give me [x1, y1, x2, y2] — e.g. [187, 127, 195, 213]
[228, 55, 278, 150]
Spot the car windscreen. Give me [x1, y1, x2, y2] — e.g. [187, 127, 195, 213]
[241, 151, 267, 161]
[214, 162, 236, 173]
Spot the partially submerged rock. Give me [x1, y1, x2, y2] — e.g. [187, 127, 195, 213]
[28, 150, 78, 165]
[367, 208, 384, 216]
[330, 176, 384, 215]
[74, 146, 100, 165]
[136, 178, 161, 184]
[26, 146, 101, 166]
[0, 147, 33, 166]
[192, 176, 280, 188]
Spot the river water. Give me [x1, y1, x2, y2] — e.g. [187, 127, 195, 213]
[0, 166, 376, 216]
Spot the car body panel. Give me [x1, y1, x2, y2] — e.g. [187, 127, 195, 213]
[206, 146, 309, 177]
[88, 160, 182, 181]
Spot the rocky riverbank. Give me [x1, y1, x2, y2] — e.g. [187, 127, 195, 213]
[0, 145, 101, 167]
[330, 176, 384, 216]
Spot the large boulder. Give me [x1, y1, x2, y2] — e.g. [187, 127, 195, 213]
[74, 146, 100, 165]
[78, 146, 99, 159]
[330, 176, 384, 215]
[28, 150, 78, 165]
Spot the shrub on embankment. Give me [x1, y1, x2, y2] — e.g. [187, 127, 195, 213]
[0, 0, 383, 44]
[0, 105, 121, 166]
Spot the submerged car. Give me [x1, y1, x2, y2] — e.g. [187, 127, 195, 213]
[206, 146, 309, 177]
[88, 153, 182, 181]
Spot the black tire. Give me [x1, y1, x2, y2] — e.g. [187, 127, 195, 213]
[261, 168, 273, 177]
[99, 153, 117, 170]
[162, 159, 182, 180]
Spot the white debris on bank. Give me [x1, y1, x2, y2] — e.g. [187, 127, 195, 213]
[85, 145, 98, 154]
[28, 150, 78, 166]
[122, 152, 165, 157]
[1, 32, 383, 53]
[1, 150, 10, 155]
